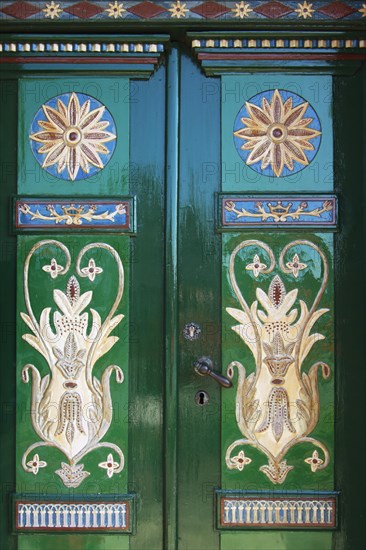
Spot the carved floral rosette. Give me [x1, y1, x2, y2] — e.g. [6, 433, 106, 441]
[225, 239, 331, 484]
[233, 89, 322, 178]
[20, 239, 125, 488]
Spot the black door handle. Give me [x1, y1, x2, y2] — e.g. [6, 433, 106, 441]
[194, 356, 232, 388]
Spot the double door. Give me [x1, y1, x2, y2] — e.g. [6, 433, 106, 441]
[0, 37, 364, 550]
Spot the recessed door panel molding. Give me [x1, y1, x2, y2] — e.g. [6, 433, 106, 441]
[216, 491, 339, 529]
[14, 244, 132, 529]
[14, 494, 135, 533]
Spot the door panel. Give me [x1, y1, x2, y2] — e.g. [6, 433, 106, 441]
[222, 231, 334, 487]
[219, 74, 336, 548]
[0, 40, 166, 550]
[16, 235, 130, 524]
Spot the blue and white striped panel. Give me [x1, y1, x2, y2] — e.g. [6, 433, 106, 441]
[16, 502, 129, 531]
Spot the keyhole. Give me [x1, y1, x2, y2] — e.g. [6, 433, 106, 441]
[195, 390, 210, 406]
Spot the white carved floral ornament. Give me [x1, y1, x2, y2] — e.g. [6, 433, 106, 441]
[20, 240, 125, 488]
[225, 239, 331, 484]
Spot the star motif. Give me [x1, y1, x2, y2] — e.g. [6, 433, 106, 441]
[234, 89, 321, 178]
[30, 92, 116, 181]
[231, 450, 252, 471]
[359, 4, 366, 17]
[304, 450, 323, 472]
[99, 453, 119, 478]
[168, 1, 188, 19]
[105, 2, 126, 19]
[286, 254, 307, 278]
[80, 258, 103, 281]
[295, 1, 315, 19]
[43, 1, 63, 19]
[26, 453, 47, 475]
[246, 254, 267, 277]
[232, 1, 253, 19]
[42, 258, 64, 278]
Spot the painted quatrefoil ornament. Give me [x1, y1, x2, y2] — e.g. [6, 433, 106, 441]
[233, 89, 322, 178]
[29, 92, 117, 181]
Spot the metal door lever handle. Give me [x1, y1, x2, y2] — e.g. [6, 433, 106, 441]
[194, 356, 232, 388]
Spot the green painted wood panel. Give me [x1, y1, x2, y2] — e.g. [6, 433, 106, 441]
[16, 235, 129, 547]
[222, 75, 333, 192]
[177, 50, 221, 550]
[129, 63, 166, 550]
[221, 531, 332, 550]
[220, 73, 336, 549]
[0, 78, 18, 550]
[1, 59, 167, 548]
[221, 231, 334, 490]
[18, 77, 129, 196]
[18, 534, 129, 550]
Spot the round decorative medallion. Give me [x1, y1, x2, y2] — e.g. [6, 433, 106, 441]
[233, 89, 321, 178]
[29, 92, 117, 181]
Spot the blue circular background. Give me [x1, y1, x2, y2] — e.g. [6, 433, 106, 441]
[233, 89, 322, 178]
[29, 92, 117, 181]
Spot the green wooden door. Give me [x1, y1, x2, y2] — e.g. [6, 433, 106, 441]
[0, 30, 365, 550]
[175, 43, 365, 550]
[0, 36, 167, 550]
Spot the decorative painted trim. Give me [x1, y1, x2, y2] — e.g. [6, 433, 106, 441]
[0, 2, 365, 23]
[14, 495, 134, 533]
[0, 36, 167, 74]
[0, 41, 165, 55]
[189, 32, 366, 74]
[191, 37, 366, 50]
[14, 197, 135, 233]
[218, 195, 337, 229]
[216, 492, 338, 529]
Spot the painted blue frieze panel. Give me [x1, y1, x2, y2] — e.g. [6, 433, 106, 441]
[15, 197, 134, 232]
[219, 195, 337, 229]
[217, 493, 338, 529]
[29, 92, 117, 182]
[233, 89, 322, 179]
[15, 500, 132, 532]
